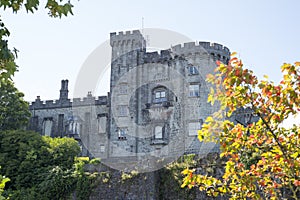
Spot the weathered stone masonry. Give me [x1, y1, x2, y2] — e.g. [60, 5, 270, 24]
[28, 30, 231, 163]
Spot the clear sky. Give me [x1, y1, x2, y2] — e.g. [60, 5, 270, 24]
[2, 0, 300, 101]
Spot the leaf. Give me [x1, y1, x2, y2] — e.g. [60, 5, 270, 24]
[231, 52, 237, 57]
[294, 62, 300, 66]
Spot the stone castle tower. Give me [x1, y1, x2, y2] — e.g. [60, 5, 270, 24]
[28, 30, 231, 171]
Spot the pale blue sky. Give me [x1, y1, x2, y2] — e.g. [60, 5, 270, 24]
[2, 0, 300, 101]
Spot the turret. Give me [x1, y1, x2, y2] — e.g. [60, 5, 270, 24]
[110, 30, 146, 62]
[109, 30, 147, 89]
[171, 41, 230, 64]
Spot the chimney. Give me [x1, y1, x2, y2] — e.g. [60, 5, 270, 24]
[59, 79, 69, 101]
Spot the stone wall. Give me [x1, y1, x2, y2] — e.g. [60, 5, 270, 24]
[88, 153, 228, 200]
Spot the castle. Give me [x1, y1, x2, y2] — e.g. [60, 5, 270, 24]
[28, 30, 231, 172]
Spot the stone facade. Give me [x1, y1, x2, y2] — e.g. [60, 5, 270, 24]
[28, 30, 231, 170]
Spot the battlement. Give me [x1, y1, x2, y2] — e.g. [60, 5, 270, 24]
[141, 41, 230, 64]
[110, 30, 141, 37]
[172, 41, 230, 55]
[30, 95, 108, 110]
[170, 41, 230, 63]
[143, 49, 172, 63]
[110, 30, 146, 48]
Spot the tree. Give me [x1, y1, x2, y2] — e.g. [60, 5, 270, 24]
[43, 136, 81, 169]
[181, 54, 300, 199]
[0, 130, 80, 191]
[0, 80, 30, 131]
[0, 170, 9, 200]
[0, 130, 99, 200]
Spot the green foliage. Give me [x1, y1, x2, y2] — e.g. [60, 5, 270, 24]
[120, 170, 139, 183]
[0, 130, 50, 189]
[0, 80, 30, 131]
[72, 157, 100, 200]
[0, 169, 9, 200]
[38, 166, 76, 200]
[182, 55, 300, 199]
[0, 17, 17, 82]
[0, 1, 87, 198]
[158, 155, 198, 200]
[0, 0, 75, 17]
[0, 130, 95, 199]
[43, 136, 80, 169]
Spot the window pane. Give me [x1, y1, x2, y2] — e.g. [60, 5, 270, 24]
[118, 128, 127, 139]
[155, 92, 161, 99]
[154, 90, 167, 103]
[189, 84, 200, 97]
[100, 145, 105, 152]
[155, 126, 163, 139]
[189, 66, 199, 75]
[44, 120, 53, 136]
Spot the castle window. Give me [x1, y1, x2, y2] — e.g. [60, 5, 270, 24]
[118, 105, 128, 116]
[188, 121, 203, 136]
[188, 66, 199, 75]
[154, 126, 163, 139]
[153, 87, 167, 103]
[43, 117, 53, 137]
[189, 84, 200, 97]
[118, 128, 127, 140]
[69, 120, 81, 135]
[156, 91, 166, 99]
[97, 114, 106, 133]
[100, 145, 105, 153]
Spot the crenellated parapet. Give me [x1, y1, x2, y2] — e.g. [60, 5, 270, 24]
[171, 41, 230, 63]
[110, 30, 146, 48]
[30, 94, 108, 110]
[139, 41, 230, 65]
[143, 50, 172, 63]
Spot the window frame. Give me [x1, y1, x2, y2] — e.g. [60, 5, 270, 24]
[118, 128, 127, 140]
[188, 66, 199, 75]
[153, 87, 168, 103]
[189, 84, 200, 97]
[154, 126, 163, 139]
